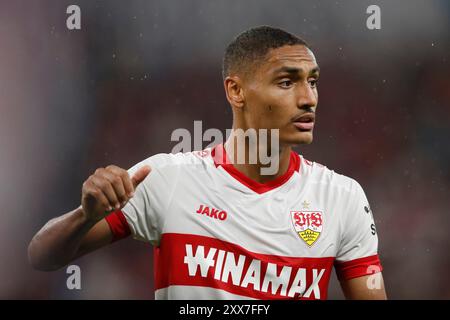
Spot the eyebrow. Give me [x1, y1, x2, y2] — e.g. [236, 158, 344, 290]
[273, 66, 320, 76]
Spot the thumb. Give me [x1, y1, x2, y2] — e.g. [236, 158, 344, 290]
[131, 165, 151, 189]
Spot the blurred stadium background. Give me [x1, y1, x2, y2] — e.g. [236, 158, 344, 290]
[0, 0, 449, 299]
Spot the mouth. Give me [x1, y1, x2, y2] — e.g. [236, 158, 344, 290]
[292, 113, 315, 131]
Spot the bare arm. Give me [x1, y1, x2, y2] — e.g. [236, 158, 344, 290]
[27, 207, 113, 271]
[340, 272, 387, 300]
[28, 165, 151, 271]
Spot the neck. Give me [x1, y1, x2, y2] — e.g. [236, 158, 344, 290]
[224, 128, 292, 184]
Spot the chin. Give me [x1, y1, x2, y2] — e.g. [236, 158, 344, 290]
[281, 131, 314, 146]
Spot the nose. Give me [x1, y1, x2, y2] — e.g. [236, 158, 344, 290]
[296, 82, 318, 110]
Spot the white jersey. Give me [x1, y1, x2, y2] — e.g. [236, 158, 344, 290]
[106, 144, 382, 300]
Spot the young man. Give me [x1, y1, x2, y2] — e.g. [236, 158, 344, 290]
[28, 26, 386, 300]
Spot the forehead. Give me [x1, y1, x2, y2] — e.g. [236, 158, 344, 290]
[260, 45, 318, 74]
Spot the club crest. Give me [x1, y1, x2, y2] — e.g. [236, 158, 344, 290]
[291, 211, 323, 247]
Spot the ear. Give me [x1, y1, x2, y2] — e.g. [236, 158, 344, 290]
[224, 76, 245, 109]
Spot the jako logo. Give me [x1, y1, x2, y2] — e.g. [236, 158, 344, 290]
[196, 204, 227, 221]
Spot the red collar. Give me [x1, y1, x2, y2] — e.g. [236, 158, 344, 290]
[211, 144, 300, 194]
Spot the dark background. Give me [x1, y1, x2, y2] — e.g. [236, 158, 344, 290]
[0, 0, 449, 299]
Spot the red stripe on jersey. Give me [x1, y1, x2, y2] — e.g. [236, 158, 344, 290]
[211, 144, 301, 194]
[154, 233, 334, 300]
[105, 210, 131, 242]
[334, 254, 383, 281]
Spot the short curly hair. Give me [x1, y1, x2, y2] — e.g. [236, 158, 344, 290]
[222, 26, 308, 80]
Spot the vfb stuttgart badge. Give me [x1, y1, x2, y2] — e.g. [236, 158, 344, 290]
[291, 211, 323, 247]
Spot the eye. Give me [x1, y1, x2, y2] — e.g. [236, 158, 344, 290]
[278, 80, 294, 88]
[309, 79, 319, 88]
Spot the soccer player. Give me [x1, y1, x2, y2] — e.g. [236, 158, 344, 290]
[28, 26, 386, 300]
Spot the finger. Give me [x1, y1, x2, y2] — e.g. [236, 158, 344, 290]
[122, 174, 134, 198]
[83, 181, 113, 212]
[106, 165, 134, 198]
[131, 165, 151, 189]
[101, 169, 128, 205]
[90, 175, 121, 210]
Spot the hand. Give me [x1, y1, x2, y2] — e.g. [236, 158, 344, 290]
[81, 165, 151, 222]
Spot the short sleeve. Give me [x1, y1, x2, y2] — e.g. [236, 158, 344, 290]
[334, 179, 383, 281]
[109, 153, 180, 246]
